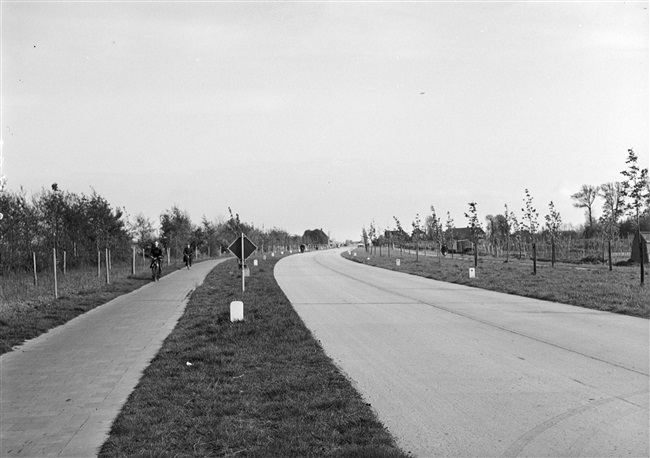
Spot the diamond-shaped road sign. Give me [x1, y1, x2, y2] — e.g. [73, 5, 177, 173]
[229, 235, 257, 262]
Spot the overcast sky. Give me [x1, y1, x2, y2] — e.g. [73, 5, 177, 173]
[2, 1, 648, 242]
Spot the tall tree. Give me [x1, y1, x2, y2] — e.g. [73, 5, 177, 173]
[571, 184, 599, 238]
[464, 202, 482, 267]
[521, 189, 539, 274]
[620, 148, 649, 283]
[411, 214, 424, 261]
[445, 211, 456, 258]
[544, 201, 562, 267]
[599, 182, 624, 271]
[160, 206, 193, 258]
[503, 204, 517, 262]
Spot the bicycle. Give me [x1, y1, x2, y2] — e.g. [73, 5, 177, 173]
[151, 256, 162, 281]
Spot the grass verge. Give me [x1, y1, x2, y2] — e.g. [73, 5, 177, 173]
[0, 261, 191, 355]
[344, 249, 649, 318]
[99, 255, 409, 458]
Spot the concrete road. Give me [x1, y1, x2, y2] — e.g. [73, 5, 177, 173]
[1, 259, 226, 457]
[275, 249, 649, 457]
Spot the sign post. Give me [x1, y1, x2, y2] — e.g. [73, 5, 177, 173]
[228, 233, 258, 293]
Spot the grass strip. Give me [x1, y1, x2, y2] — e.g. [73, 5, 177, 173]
[344, 249, 649, 318]
[99, 255, 409, 458]
[0, 261, 189, 355]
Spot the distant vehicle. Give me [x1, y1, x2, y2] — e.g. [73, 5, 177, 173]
[357, 243, 364, 248]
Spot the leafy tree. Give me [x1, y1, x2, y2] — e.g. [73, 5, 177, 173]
[464, 202, 482, 267]
[445, 211, 456, 258]
[544, 201, 562, 267]
[426, 206, 444, 260]
[599, 182, 624, 270]
[368, 221, 377, 254]
[521, 189, 539, 274]
[503, 204, 518, 262]
[393, 216, 407, 256]
[302, 228, 329, 247]
[411, 214, 424, 261]
[128, 213, 156, 249]
[620, 148, 649, 283]
[160, 205, 193, 258]
[571, 184, 599, 238]
[361, 227, 369, 252]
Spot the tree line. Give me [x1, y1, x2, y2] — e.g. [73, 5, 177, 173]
[362, 148, 649, 276]
[0, 184, 329, 274]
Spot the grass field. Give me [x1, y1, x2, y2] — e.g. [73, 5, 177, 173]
[98, 254, 408, 457]
[343, 247, 649, 318]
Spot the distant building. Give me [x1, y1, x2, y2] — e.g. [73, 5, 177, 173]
[450, 227, 485, 253]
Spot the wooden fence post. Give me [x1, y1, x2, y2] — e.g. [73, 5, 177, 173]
[63, 250, 67, 275]
[53, 248, 58, 299]
[132, 247, 136, 275]
[97, 251, 101, 277]
[33, 252, 37, 286]
[105, 248, 110, 285]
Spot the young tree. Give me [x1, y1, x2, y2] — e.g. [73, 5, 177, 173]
[361, 227, 369, 252]
[445, 211, 456, 258]
[571, 184, 599, 238]
[599, 182, 624, 271]
[412, 214, 423, 261]
[521, 189, 539, 274]
[503, 204, 517, 262]
[368, 220, 377, 254]
[464, 202, 482, 267]
[620, 148, 650, 283]
[393, 216, 407, 256]
[544, 201, 562, 267]
[426, 206, 443, 259]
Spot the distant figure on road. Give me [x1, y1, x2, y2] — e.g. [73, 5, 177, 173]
[183, 244, 193, 268]
[300, 244, 306, 253]
[441, 245, 448, 257]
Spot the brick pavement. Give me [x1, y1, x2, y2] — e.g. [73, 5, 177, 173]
[1, 258, 226, 457]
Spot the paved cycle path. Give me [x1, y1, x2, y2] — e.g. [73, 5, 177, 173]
[1, 258, 226, 457]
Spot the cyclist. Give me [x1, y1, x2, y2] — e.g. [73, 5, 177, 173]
[183, 244, 193, 268]
[150, 241, 163, 268]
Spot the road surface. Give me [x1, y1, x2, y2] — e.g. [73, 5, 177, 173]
[275, 248, 649, 457]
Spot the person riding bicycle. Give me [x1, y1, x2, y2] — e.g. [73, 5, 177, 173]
[150, 241, 163, 268]
[183, 244, 193, 268]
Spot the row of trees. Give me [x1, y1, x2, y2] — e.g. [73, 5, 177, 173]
[0, 180, 330, 274]
[362, 149, 649, 281]
[0, 184, 132, 272]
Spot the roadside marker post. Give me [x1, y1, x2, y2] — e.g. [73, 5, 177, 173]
[469, 267, 476, 278]
[230, 301, 244, 322]
[228, 233, 258, 293]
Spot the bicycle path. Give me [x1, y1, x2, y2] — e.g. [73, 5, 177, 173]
[1, 258, 226, 457]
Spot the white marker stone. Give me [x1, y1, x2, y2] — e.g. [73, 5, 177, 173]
[230, 301, 244, 322]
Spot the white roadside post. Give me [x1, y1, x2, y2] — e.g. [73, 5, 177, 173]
[228, 233, 258, 322]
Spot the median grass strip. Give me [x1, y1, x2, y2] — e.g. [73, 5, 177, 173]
[99, 255, 408, 458]
[344, 249, 649, 318]
[0, 261, 190, 355]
